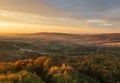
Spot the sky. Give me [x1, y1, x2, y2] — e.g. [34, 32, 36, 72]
[0, 0, 120, 34]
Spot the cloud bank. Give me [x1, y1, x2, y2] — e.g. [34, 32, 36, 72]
[0, 0, 120, 33]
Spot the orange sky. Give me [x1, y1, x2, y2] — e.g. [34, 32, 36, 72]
[0, 0, 120, 34]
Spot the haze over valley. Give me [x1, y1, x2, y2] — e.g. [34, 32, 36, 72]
[0, 0, 120, 83]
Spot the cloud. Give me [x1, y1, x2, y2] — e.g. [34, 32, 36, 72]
[0, 10, 85, 28]
[0, 0, 68, 18]
[45, 0, 120, 22]
[0, 0, 120, 33]
[86, 20, 106, 23]
[0, 9, 117, 29]
[86, 19, 113, 27]
[1, 0, 120, 23]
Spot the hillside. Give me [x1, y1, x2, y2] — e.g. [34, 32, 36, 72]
[0, 33, 119, 62]
[18, 32, 120, 47]
[0, 33, 120, 83]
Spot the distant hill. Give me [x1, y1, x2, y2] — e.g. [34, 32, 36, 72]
[27, 32, 77, 36]
[91, 33, 120, 41]
[0, 32, 120, 47]
[24, 32, 120, 38]
[27, 32, 120, 47]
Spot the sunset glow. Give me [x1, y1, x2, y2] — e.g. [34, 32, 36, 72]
[0, 0, 120, 34]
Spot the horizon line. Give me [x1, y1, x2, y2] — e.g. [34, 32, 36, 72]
[0, 32, 119, 35]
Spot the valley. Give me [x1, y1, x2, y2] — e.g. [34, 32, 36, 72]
[0, 33, 120, 83]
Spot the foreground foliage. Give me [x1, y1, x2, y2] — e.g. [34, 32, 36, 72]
[0, 55, 119, 83]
